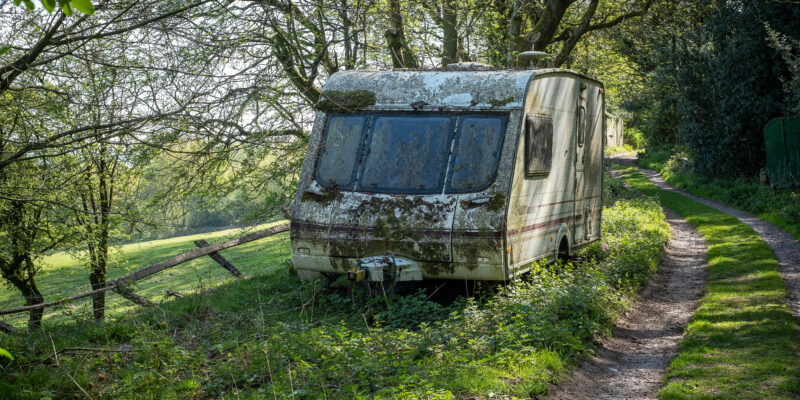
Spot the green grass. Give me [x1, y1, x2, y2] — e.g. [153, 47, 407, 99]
[0, 180, 673, 399]
[638, 146, 800, 241]
[615, 166, 800, 399]
[604, 143, 638, 155]
[0, 221, 290, 327]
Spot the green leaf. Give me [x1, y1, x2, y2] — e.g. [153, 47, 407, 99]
[13, 0, 22, 7]
[23, 0, 35, 10]
[70, 0, 94, 15]
[0, 46, 10, 56]
[0, 348, 12, 360]
[41, 0, 56, 12]
[58, 1, 72, 15]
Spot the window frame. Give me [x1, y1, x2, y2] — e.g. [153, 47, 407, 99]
[444, 114, 508, 193]
[577, 105, 586, 147]
[312, 114, 369, 190]
[358, 113, 455, 194]
[313, 112, 509, 194]
[524, 113, 554, 178]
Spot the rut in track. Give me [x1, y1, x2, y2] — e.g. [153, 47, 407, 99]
[547, 200, 707, 400]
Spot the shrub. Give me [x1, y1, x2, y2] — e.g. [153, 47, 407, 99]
[624, 127, 646, 149]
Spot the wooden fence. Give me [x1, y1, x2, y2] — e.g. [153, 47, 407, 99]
[0, 223, 290, 323]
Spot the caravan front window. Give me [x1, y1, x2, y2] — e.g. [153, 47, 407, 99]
[316, 115, 366, 189]
[315, 113, 507, 194]
[360, 116, 453, 192]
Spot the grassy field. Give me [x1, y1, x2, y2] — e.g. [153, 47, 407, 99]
[615, 166, 800, 399]
[0, 221, 291, 328]
[0, 177, 672, 399]
[637, 146, 800, 241]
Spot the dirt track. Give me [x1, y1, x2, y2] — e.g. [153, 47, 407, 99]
[547, 197, 708, 399]
[614, 153, 800, 324]
[551, 153, 800, 399]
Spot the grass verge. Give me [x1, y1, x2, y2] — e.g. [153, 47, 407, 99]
[638, 146, 800, 241]
[615, 165, 800, 399]
[0, 179, 670, 399]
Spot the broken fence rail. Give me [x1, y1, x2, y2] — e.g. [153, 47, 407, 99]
[0, 223, 290, 317]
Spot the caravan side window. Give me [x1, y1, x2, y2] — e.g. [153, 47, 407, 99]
[524, 114, 553, 177]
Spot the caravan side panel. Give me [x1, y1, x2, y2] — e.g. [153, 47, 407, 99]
[505, 72, 604, 275]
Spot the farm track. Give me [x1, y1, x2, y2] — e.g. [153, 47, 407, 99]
[613, 153, 800, 325]
[548, 166, 707, 400]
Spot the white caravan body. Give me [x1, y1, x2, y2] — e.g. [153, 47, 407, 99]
[290, 68, 604, 282]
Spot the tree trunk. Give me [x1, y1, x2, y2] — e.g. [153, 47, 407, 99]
[507, 0, 527, 67]
[0, 200, 45, 331]
[4, 257, 44, 331]
[441, 0, 458, 66]
[89, 268, 106, 322]
[90, 147, 111, 323]
[385, 0, 418, 68]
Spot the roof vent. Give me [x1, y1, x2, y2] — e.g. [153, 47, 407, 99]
[445, 62, 495, 71]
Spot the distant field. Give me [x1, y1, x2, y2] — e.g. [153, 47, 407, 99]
[0, 221, 291, 328]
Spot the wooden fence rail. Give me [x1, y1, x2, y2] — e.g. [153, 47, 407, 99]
[0, 223, 290, 317]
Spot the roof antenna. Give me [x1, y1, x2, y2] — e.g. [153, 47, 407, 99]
[517, 32, 548, 69]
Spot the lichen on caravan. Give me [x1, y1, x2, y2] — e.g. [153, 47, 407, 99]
[314, 90, 376, 113]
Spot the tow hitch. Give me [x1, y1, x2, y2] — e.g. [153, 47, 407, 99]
[346, 251, 423, 283]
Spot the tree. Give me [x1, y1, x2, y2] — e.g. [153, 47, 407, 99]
[767, 24, 800, 114]
[384, 0, 419, 67]
[499, 0, 653, 67]
[0, 1, 212, 172]
[0, 91, 74, 330]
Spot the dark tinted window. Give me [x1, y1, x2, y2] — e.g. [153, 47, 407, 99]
[315, 115, 366, 189]
[525, 114, 553, 177]
[359, 116, 453, 193]
[448, 116, 507, 191]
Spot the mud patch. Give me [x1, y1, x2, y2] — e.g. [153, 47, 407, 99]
[548, 188, 707, 399]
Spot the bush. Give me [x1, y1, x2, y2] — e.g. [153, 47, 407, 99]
[624, 127, 646, 149]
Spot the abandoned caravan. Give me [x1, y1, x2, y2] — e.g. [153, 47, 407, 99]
[290, 65, 604, 289]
